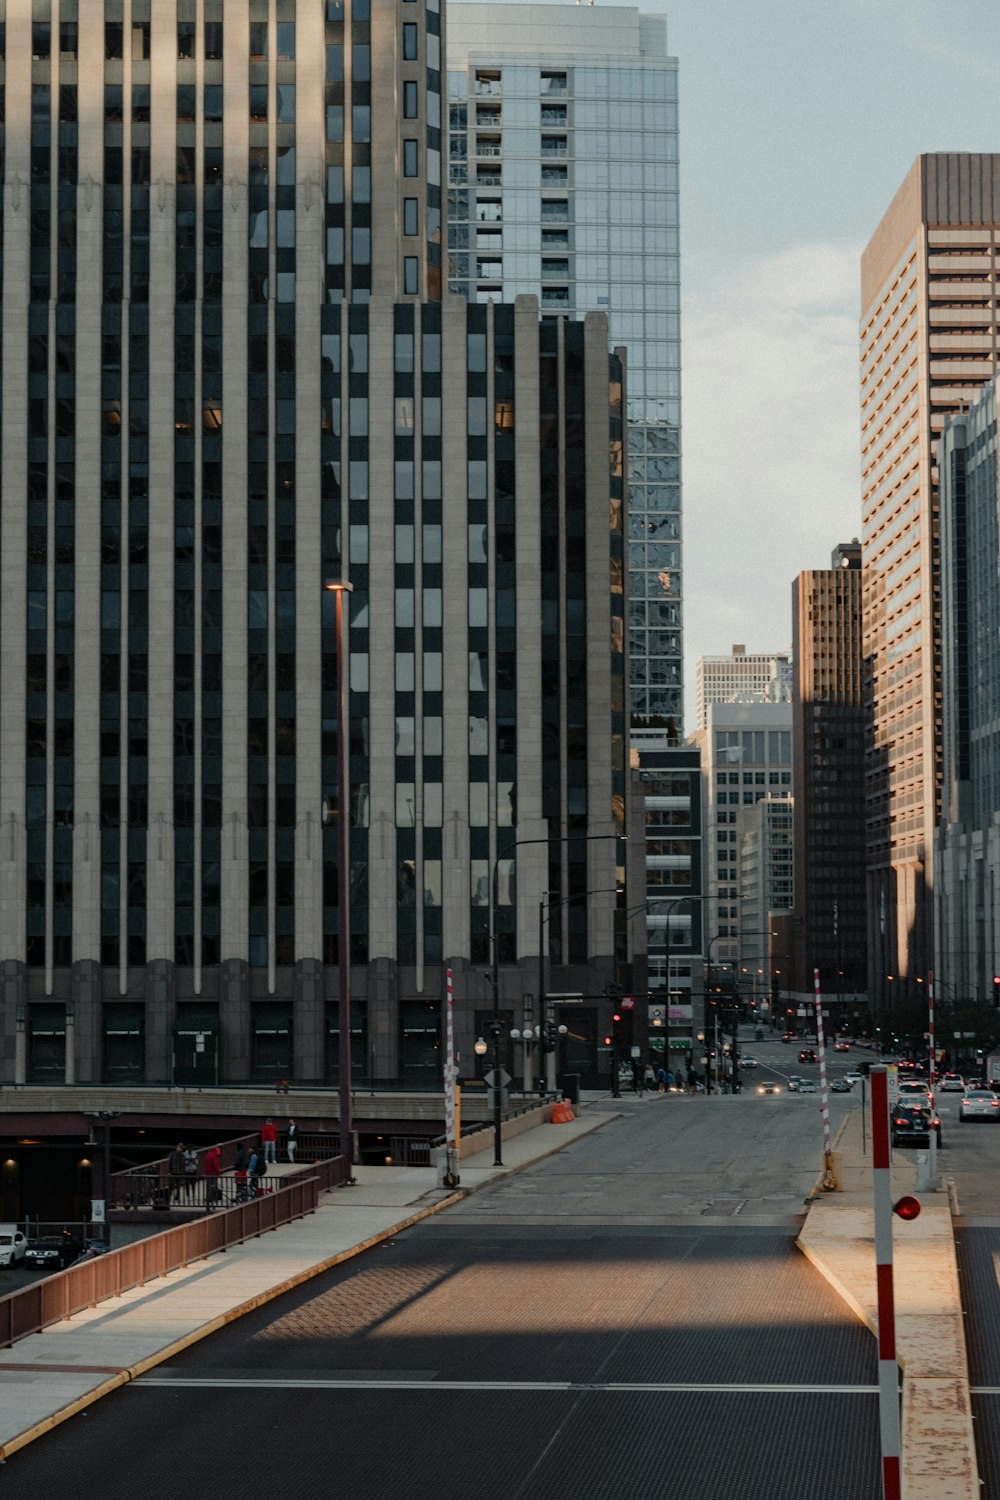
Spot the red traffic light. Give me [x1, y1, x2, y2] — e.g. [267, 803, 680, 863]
[893, 1195, 921, 1221]
[603, 1035, 612, 1048]
[612, 1013, 622, 1024]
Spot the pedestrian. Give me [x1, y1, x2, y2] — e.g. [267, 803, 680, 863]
[656, 1066, 667, 1094]
[631, 1058, 644, 1096]
[168, 1142, 185, 1204]
[233, 1144, 249, 1203]
[247, 1146, 262, 1194]
[644, 1062, 656, 1091]
[687, 1067, 697, 1096]
[183, 1144, 198, 1202]
[286, 1118, 298, 1164]
[203, 1144, 221, 1208]
[261, 1117, 277, 1165]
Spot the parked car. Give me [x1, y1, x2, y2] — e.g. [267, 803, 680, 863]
[891, 1103, 942, 1147]
[960, 1088, 1000, 1122]
[938, 1073, 965, 1092]
[0, 1226, 27, 1267]
[757, 1080, 781, 1095]
[798, 1048, 817, 1063]
[23, 1235, 81, 1270]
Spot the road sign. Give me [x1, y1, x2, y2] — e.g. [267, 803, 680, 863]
[621, 996, 635, 1010]
[485, 1068, 511, 1090]
[486, 1087, 509, 1111]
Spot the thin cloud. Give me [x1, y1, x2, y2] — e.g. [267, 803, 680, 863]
[681, 242, 861, 721]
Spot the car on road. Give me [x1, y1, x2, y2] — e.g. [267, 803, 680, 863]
[757, 1080, 781, 1095]
[897, 1080, 933, 1105]
[798, 1048, 817, 1063]
[0, 1227, 27, 1267]
[891, 1103, 942, 1147]
[831, 1078, 853, 1093]
[786, 1075, 803, 1092]
[741, 1054, 759, 1069]
[938, 1073, 965, 1092]
[798, 1079, 818, 1094]
[845, 1071, 863, 1086]
[960, 1088, 1000, 1122]
[781, 1032, 796, 1043]
[23, 1235, 81, 1270]
[834, 1041, 851, 1052]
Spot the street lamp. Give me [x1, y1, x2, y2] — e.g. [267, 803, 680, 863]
[474, 1021, 505, 1166]
[324, 578, 354, 1177]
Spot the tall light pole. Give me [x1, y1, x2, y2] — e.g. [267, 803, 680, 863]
[324, 578, 354, 1175]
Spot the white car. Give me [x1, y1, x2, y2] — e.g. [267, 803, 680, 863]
[844, 1072, 863, 1086]
[0, 1227, 27, 1267]
[786, 1075, 803, 1092]
[960, 1088, 1000, 1122]
[798, 1079, 818, 1095]
[939, 1074, 966, 1092]
[897, 1080, 932, 1105]
[741, 1055, 759, 1070]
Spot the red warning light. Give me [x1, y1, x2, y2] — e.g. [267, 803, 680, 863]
[893, 1195, 921, 1221]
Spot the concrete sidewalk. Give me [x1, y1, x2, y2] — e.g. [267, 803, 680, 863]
[0, 1108, 610, 1461]
[798, 1108, 978, 1500]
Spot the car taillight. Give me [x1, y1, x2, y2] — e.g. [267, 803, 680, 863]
[894, 1118, 906, 1126]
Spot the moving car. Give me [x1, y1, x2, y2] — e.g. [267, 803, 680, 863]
[741, 1055, 759, 1070]
[798, 1079, 818, 1094]
[781, 1032, 796, 1044]
[891, 1103, 942, 1147]
[0, 1226, 27, 1267]
[845, 1071, 863, 1086]
[757, 1080, 781, 1095]
[960, 1088, 1000, 1122]
[798, 1048, 817, 1063]
[786, 1075, 803, 1092]
[831, 1078, 853, 1093]
[897, 1080, 933, 1105]
[938, 1073, 965, 1092]
[24, 1235, 81, 1270]
[834, 1041, 851, 1052]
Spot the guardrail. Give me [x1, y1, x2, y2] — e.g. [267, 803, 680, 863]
[0, 1156, 350, 1351]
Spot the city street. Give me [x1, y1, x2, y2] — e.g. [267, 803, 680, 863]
[0, 1087, 881, 1500]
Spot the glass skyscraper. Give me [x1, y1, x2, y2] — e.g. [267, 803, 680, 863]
[447, 3, 682, 733]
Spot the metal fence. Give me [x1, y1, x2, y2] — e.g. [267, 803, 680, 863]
[0, 1155, 351, 1351]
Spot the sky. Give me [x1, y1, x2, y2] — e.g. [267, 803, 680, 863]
[663, 0, 1000, 725]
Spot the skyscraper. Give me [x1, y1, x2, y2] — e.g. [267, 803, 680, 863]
[861, 154, 1000, 1008]
[790, 541, 866, 1013]
[0, 0, 630, 1093]
[446, 3, 682, 734]
[694, 644, 792, 732]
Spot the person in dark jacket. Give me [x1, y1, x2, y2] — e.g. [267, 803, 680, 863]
[168, 1144, 185, 1204]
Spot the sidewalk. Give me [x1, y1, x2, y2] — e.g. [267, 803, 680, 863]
[0, 1108, 611, 1461]
[798, 1107, 978, 1500]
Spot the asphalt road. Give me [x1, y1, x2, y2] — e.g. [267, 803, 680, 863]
[0, 1086, 882, 1500]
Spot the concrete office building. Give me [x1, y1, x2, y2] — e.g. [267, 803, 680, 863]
[936, 378, 1000, 1002]
[446, 3, 682, 735]
[788, 541, 866, 1012]
[0, 0, 631, 1094]
[694, 644, 791, 733]
[689, 700, 793, 978]
[862, 154, 1000, 1010]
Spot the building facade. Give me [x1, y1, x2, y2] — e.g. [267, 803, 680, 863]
[0, 0, 631, 1093]
[737, 793, 793, 994]
[689, 700, 793, 980]
[446, 3, 682, 734]
[789, 541, 866, 1011]
[861, 153, 1000, 1011]
[694, 644, 791, 732]
[936, 379, 1000, 1007]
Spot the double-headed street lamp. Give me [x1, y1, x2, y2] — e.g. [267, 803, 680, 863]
[324, 578, 354, 1177]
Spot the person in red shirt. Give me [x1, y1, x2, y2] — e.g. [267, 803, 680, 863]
[261, 1118, 277, 1165]
[203, 1144, 222, 1208]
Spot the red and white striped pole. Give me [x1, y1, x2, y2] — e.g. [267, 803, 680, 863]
[813, 968, 835, 1189]
[443, 968, 459, 1187]
[927, 973, 938, 1185]
[871, 1065, 902, 1500]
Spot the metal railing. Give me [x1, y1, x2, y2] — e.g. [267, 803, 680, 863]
[110, 1132, 259, 1203]
[0, 1157, 351, 1351]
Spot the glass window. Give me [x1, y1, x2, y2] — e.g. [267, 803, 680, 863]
[402, 23, 418, 59]
[423, 589, 442, 627]
[395, 525, 414, 562]
[469, 716, 488, 755]
[396, 654, 415, 692]
[424, 653, 442, 692]
[424, 717, 443, 755]
[395, 398, 414, 435]
[468, 588, 488, 627]
[404, 257, 419, 295]
[394, 333, 414, 372]
[395, 716, 415, 754]
[395, 589, 415, 627]
[423, 525, 441, 562]
[404, 81, 418, 119]
[404, 139, 418, 176]
[404, 198, 419, 236]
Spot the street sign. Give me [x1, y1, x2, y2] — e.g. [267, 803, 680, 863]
[621, 996, 635, 1010]
[485, 1068, 511, 1090]
[486, 1087, 509, 1111]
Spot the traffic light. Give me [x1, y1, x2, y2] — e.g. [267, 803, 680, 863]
[771, 972, 780, 1006]
[993, 977, 1000, 1007]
